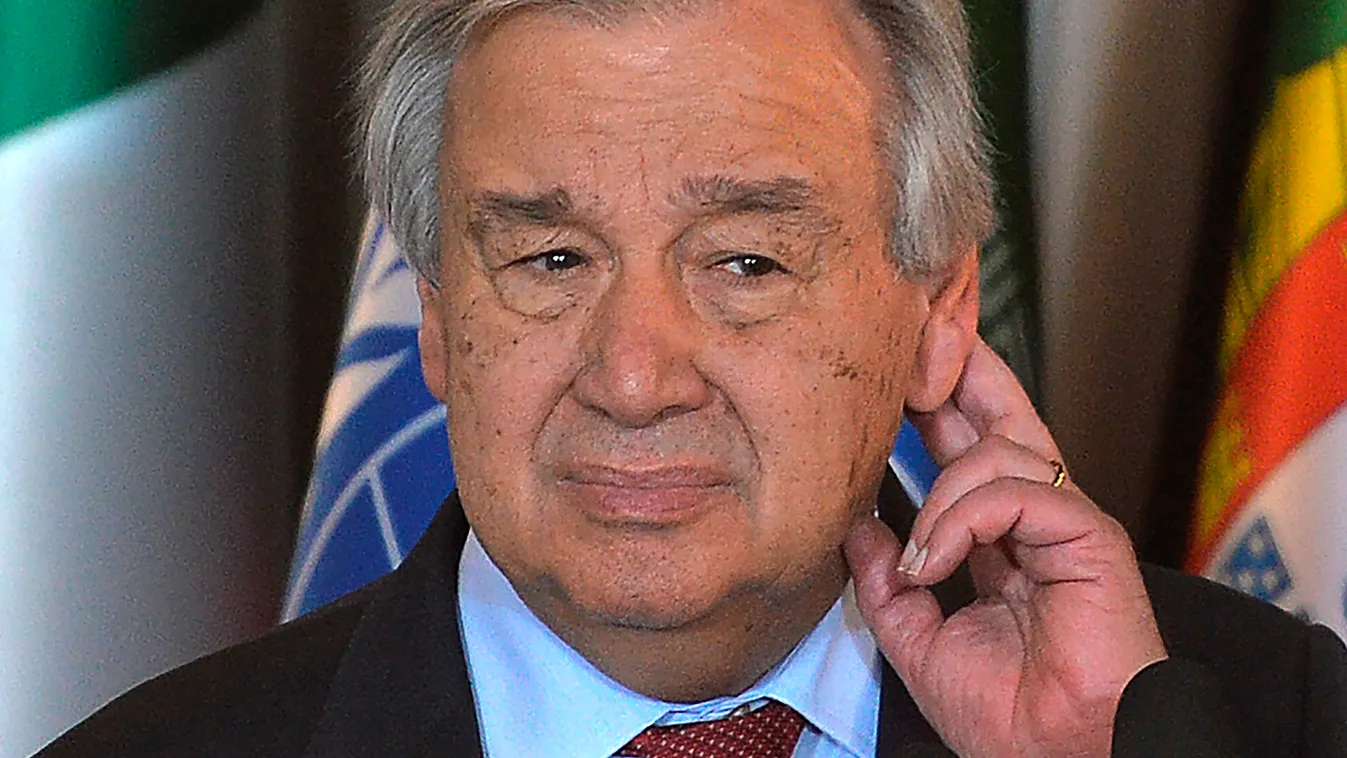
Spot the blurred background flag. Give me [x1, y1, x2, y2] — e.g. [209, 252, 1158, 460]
[1187, 0, 1347, 639]
[2, 1, 287, 754]
[1, 1, 261, 140]
[281, 0, 1042, 620]
[283, 216, 455, 620]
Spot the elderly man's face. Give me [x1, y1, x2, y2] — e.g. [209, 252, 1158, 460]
[422, 0, 947, 633]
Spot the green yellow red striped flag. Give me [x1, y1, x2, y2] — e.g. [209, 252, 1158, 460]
[1188, 0, 1347, 639]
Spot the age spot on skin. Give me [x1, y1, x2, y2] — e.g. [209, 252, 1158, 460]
[457, 377, 476, 399]
[824, 346, 864, 382]
[832, 363, 861, 380]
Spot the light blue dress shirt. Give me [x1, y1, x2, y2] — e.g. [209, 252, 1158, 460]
[458, 532, 882, 757]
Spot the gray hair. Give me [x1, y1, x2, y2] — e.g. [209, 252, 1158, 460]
[358, 0, 994, 283]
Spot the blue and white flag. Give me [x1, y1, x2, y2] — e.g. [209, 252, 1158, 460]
[283, 217, 454, 620]
[283, 217, 942, 620]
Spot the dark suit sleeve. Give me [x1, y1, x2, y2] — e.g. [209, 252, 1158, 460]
[1112, 658, 1242, 758]
[1113, 624, 1347, 758]
[1303, 624, 1347, 758]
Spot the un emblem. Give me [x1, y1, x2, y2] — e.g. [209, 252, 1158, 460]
[283, 224, 457, 620]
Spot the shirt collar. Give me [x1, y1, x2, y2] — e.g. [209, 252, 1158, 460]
[458, 531, 880, 757]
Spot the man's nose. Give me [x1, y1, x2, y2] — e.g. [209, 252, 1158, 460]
[571, 264, 712, 428]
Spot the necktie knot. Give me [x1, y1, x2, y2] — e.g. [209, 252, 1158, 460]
[620, 700, 807, 758]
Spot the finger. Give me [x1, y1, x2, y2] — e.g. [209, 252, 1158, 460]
[1007, 505, 1137, 587]
[907, 401, 979, 467]
[950, 341, 1060, 462]
[844, 516, 945, 682]
[902, 479, 1119, 586]
[845, 515, 914, 604]
[907, 434, 1061, 552]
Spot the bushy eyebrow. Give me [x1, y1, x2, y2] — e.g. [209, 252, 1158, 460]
[673, 175, 820, 215]
[468, 188, 574, 231]
[466, 175, 833, 233]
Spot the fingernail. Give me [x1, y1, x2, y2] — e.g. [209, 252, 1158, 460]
[911, 547, 929, 577]
[898, 540, 918, 574]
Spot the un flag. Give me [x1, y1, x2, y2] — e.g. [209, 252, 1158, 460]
[283, 219, 940, 620]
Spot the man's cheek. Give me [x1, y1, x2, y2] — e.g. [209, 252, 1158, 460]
[722, 336, 859, 476]
[453, 323, 578, 445]
[800, 338, 907, 474]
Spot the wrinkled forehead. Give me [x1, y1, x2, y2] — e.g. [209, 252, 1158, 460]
[442, 0, 895, 178]
[441, 0, 894, 222]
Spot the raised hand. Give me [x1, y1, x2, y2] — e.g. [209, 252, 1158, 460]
[845, 340, 1167, 757]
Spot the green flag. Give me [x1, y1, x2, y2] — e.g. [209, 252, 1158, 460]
[965, 0, 1044, 405]
[1, 0, 261, 140]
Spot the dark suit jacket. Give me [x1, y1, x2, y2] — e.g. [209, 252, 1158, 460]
[36, 472, 1347, 757]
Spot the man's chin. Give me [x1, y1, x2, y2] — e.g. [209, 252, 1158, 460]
[553, 577, 745, 635]
[584, 606, 703, 633]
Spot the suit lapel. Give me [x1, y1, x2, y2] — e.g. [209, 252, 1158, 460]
[302, 493, 483, 758]
[874, 468, 971, 757]
[877, 665, 958, 757]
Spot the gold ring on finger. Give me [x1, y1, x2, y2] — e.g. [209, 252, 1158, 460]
[1048, 460, 1067, 488]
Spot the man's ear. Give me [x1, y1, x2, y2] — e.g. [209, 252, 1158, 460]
[905, 246, 979, 413]
[417, 278, 450, 404]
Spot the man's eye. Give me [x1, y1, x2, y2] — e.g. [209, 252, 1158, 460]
[519, 248, 587, 272]
[717, 254, 784, 278]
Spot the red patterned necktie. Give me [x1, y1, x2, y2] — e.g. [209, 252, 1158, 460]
[619, 700, 808, 758]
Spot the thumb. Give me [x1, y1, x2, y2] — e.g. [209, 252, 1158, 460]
[844, 517, 944, 685]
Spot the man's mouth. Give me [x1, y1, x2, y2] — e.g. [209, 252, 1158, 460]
[556, 463, 736, 525]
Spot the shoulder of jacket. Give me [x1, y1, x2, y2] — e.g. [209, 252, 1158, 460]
[33, 592, 376, 758]
[1139, 562, 1347, 756]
